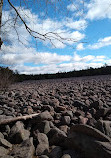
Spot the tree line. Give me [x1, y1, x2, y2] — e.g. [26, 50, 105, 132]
[0, 64, 111, 90]
[16, 65, 111, 82]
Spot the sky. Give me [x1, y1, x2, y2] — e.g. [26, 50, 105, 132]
[1, 0, 111, 74]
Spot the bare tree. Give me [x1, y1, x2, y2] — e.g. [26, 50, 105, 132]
[0, 0, 85, 49]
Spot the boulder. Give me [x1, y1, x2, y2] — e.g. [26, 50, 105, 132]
[61, 154, 71, 158]
[73, 100, 88, 111]
[37, 121, 50, 134]
[39, 155, 49, 158]
[64, 124, 111, 158]
[0, 138, 12, 148]
[9, 121, 30, 144]
[95, 120, 111, 138]
[35, 111, 53, 123]
[48, 127, 67, 146]
[9, 138, 35, 158]
[62, 110, 73, 118]
[49, 146, 62, 158]
[36, 133, 49, 156]
[61, 116, 71, 125]
[0, 132, 4, 139]
[63, 149, 79, 158]
[0, 146, 9, 156]
[0, 156, 14, 158]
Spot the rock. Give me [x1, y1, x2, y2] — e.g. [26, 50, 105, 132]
[62, 111, 73, 118]
[5, 125, 11, 135]
[39, 155, 49, 158]
[74, 110, 85, 117]
[0, 138, 12, 148]
[37, 111, 53, 122]
[90, 100, 103, 110]
[42, 105, 54, 112]
[55, 106, 66, 112]
[0, 156, 14, 158]
[48, 127, 67, 146]
[0, 132, 4, 139]
[63, 149, 79, 158]
[9, 121, 30, 144]
[59, 125, 69, 134]
[49, 146, 62, 158]
[36, 133, 49, 156]
[37, 121, 50, 134]
[95, 120, 111, 138]
[0, 146, 9, 156]
[94, 108, 110, 119]
[61, 116, 71, 125]
[27, 106, 34, 114]
[0, 110, 3, 115]
[87, 118, 97, 127]
[0, 115, 13, 122]
[73, 100, 88, 111]
[9, 138, 35, 158]
[61, 154, 71, 158]
[79, 116, 88, 125]
[65, 124, 111, 158]
[49, 99, 59, 107]
[70, 124, 110, 141]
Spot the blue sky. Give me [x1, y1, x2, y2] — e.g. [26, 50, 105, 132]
[1, 0, 111, 74]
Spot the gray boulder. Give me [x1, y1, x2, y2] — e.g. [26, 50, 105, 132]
[36, 133, 49, 156]
[37, 121, 51, 134]
[0, 138, 12, 148]
[0, 146, 9, 156]
[49, 146, 62, 158]
[0, 156, 14, 158]
[9, 121, 30, 144]
[95, 120, 111, 138]
[9, 138, 35, 158]
[61, 154, 71, 158]
[65, 124, 111, 158]
[48, 127, 67, 146]
[0, 132, 4, 139]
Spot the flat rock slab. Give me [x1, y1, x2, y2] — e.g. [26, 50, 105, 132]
[65, 124, 111, 158]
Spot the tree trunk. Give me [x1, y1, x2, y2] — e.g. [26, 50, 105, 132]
[0, 0, 3, 49]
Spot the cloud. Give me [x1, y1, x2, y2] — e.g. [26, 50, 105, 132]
[0, 48, 71, 66]
[65, 19, 87, 30]
[86, 0, 111, 20]
[67, 4, 77, 12]
[73, 52, 106, 63]
[76, 43, 84, 50]
[13, 60, 106, 75]
[1, 46, 107, 74]
[88, 36, 111, 49]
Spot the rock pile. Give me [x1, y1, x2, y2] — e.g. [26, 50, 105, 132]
[0, 76, 111, 158]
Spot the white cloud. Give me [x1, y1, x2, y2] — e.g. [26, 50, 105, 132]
[76, 43, 84, 50]
[65, 19, 87, 30]
[88, 36, 111, 49]
[0, 50, 107, 74]
[0, 49, 71, 66]
[86, 0, 111, 20]
[73, 52, 106, 63]
[67, 4, 77, 12]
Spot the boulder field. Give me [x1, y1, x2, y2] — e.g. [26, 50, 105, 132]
[0, 75, 111, 158]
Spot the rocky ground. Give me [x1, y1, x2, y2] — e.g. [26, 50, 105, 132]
[0, 75, 111, 158]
